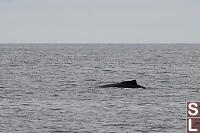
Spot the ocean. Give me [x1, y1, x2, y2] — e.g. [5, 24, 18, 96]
[0, 44, 200, 133]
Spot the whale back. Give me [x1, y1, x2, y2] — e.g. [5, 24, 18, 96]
[99, 79, 145, 88]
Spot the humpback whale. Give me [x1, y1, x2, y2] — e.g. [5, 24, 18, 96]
[100, 80, 146, 88]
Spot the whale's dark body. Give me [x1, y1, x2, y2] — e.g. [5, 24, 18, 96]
[100, 80, 145, 88]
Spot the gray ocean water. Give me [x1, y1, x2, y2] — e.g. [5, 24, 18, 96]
[0, 44, 200, 133]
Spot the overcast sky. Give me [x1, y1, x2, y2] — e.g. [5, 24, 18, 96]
[0, 0, 200, 43]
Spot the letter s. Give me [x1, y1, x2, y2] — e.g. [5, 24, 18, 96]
[188, 103, 198, 116]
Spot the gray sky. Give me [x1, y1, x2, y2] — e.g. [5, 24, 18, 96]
[0, 0, 200, 43]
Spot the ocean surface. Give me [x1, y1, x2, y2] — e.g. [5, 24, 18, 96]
[0, 44, 200, 133]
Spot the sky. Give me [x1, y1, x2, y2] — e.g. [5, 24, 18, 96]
[0, 0, 200, 43]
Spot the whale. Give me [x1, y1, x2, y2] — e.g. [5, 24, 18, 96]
[100, 80, 146, 88]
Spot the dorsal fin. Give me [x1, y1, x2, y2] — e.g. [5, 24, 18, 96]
[131, 80, 137, 84]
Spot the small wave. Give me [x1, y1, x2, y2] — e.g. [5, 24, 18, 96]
[84, 79, 97, 82]
[102, 123, 135, 127]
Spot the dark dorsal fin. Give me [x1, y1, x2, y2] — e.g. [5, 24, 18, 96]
[131, 80, 137, 85]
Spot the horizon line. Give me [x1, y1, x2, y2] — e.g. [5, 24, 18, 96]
[0, 43, 200, 45]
